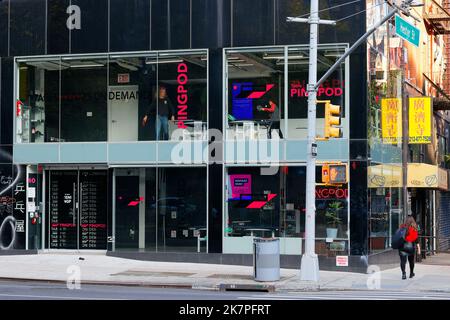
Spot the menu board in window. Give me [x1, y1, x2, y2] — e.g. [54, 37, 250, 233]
[79, 171, 107, 249]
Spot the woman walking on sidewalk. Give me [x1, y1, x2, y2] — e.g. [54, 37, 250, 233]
[398, 215, 419, 280]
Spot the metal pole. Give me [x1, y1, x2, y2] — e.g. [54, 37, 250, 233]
[401, 45, 409, 222]
[301, 0, 320, 282]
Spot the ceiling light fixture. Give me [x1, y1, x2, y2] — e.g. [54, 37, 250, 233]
[263, 54, 305, 59]
[145, 59, 183, 64]
[70, 63, 105, 68]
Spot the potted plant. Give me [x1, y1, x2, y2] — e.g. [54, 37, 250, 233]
[325, 201, 343, 239]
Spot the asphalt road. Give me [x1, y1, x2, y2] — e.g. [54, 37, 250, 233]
[0, 280, 449, 300]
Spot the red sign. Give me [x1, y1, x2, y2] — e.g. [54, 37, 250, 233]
[336, 256, 348, 267]
[290, 79, 344, 98]
[118, 73, 130, 84]
[16, 100, 23, 116]
[316, 187, 348, 199]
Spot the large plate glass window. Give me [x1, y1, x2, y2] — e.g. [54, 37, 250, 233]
[108, 53, 157, 142]
[225, 49, 285, 141]
[60, 56, 108, 142]
[287, 45, 347, 139]
[155, 51, 208, 141]
[16, 58, 61, 143]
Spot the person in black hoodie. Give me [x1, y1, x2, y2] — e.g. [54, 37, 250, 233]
[142, 85, 175, 140]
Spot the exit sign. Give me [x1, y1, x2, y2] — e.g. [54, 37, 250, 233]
[118, 73, 130, 83]
[395, 14, 420, 47]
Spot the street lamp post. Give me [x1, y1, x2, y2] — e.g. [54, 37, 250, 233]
[287, 0, 417, 282]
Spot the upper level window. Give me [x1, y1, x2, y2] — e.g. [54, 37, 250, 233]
[16, 59, 60, 143]
[15, 50, 208, 143]
[224, 45, 348, 141]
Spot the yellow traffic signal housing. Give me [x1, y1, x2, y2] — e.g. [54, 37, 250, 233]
[324, 101, 342, 138]
[322, 164, 330, 184]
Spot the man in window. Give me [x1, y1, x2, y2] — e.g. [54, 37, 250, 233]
[142, 85, 175, 140]
[257, 99, 283, 139]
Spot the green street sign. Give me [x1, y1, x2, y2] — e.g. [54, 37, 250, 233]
[395, 14, 420, 47]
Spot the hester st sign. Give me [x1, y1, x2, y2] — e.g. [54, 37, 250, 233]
[395, 14, 420, 47]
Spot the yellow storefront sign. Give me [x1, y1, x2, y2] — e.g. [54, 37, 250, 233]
[407, 163, 438, 188]
[368, 164, 402, 188]
[381, 98, 402, 144]
[409, 97, 432, 144]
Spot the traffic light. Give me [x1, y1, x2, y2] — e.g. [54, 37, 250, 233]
[322, 163, 347, 184]
[322, 164, 330, 184]
[324, 101, 342, 138]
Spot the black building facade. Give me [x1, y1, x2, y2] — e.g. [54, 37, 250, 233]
[0, 0, 381, 272]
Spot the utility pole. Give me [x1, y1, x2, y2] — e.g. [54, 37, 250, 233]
[401, 46, 409, 222]
[288, 0, 336, 282]
[302, 0, 321, 282]
[287, 0, 417, 282]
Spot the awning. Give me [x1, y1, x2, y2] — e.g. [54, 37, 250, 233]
[407, 163, 448, 190]
[368, 163, 448, 190]
[368, 164, 402, 188]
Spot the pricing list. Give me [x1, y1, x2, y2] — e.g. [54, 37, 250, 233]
[79, 174, 107, 249]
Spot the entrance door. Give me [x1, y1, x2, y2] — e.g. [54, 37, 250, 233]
[48, 170, 107, 249]
[108, 85, 139, 142]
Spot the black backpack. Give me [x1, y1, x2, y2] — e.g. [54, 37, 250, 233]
[392, 227, 407, 249]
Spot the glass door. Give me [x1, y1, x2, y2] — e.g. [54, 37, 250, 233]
[48, 170, 107, 249]
[49, 171, 78, 249]
[79, 171, 108, 249]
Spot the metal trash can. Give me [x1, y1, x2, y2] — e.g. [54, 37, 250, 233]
[253, 237, 280, 282]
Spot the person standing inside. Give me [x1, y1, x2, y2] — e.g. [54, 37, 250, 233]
[257, 99, 283, 139]
[398, 215, 419, 280]
[142, 85, 175, 140]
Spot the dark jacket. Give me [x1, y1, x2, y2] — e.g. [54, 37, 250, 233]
[146, 97, 175, 118]
[399, 224, 418, 256]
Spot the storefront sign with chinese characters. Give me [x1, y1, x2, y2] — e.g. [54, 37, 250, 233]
[381, 98, 402, 144]
[409, 97, 432, 144]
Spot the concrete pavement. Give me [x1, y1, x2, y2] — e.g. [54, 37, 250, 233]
[0, 252, 449, 293]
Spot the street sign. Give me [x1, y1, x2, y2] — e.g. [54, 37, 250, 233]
[311, 143, 317, 157]
[395, 14, 420, 47]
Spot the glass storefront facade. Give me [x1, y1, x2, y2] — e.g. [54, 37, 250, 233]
[366, 0, 405, 253]
[224, 166, 349, 256]
[15, 50, 208, 144]
[114, 167, 207, 252]
[3, 0, 409, 270]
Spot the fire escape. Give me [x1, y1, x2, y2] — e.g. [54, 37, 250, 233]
[423, 0, 450, 109]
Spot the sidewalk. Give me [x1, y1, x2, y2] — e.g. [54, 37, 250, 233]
[0, 253, 449, 293]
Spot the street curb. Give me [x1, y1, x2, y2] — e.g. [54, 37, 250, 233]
[0, 277, 197, 290]
[1, 277, 449, 294]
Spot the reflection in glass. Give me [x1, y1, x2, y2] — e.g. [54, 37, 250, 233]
[16, 51, 208, 143]
[287, 46, 346, 139]
[114, 167, 206, 252]
[115, 169, 140, 249]
[157, 167, 207, 252]
[16, 60, 60, 143]
[60, 57, 108, 142]
[154, 52, 208, 141]
[108, 54, 157, 142]
[226, 167, 280, 238]
[226, 49, 284, 140]
[225, 166, 350, 255]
